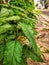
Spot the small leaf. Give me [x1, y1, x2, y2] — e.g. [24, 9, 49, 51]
[5, 16, 21, 21]
[0, 34, 7, 43]
[0, 24, 12, 34]
[0, 8, 9, 17]
[6, 35, 16, 41]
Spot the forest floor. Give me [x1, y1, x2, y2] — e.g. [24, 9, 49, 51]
[27, 10, 49, 65]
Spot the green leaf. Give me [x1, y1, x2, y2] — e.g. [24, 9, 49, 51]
[19, 18, 36, 28]
[0, 24, 12, 34]
[29, 48, 43, 62]
[0, 8, 9, 17]
[0, 16, 21, 23]
[21, 59, 27, 65]
[8, 9, 14, 16]
[18, 22, 37, 51]
[0, 44, 4, 61]
[0, 34, 7, 44]
[5, 16, 21, 21]
[6, 35, 16, 41]
[18, 22, 43, 61]
[3, 40, 23, 65]
[23, 45, 43, 62]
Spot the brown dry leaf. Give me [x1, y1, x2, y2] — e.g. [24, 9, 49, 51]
[42, 53, 49, 61]
[17, 36, 32, 47]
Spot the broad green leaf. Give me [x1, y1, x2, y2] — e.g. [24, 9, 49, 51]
[3, 40, 23, 65]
